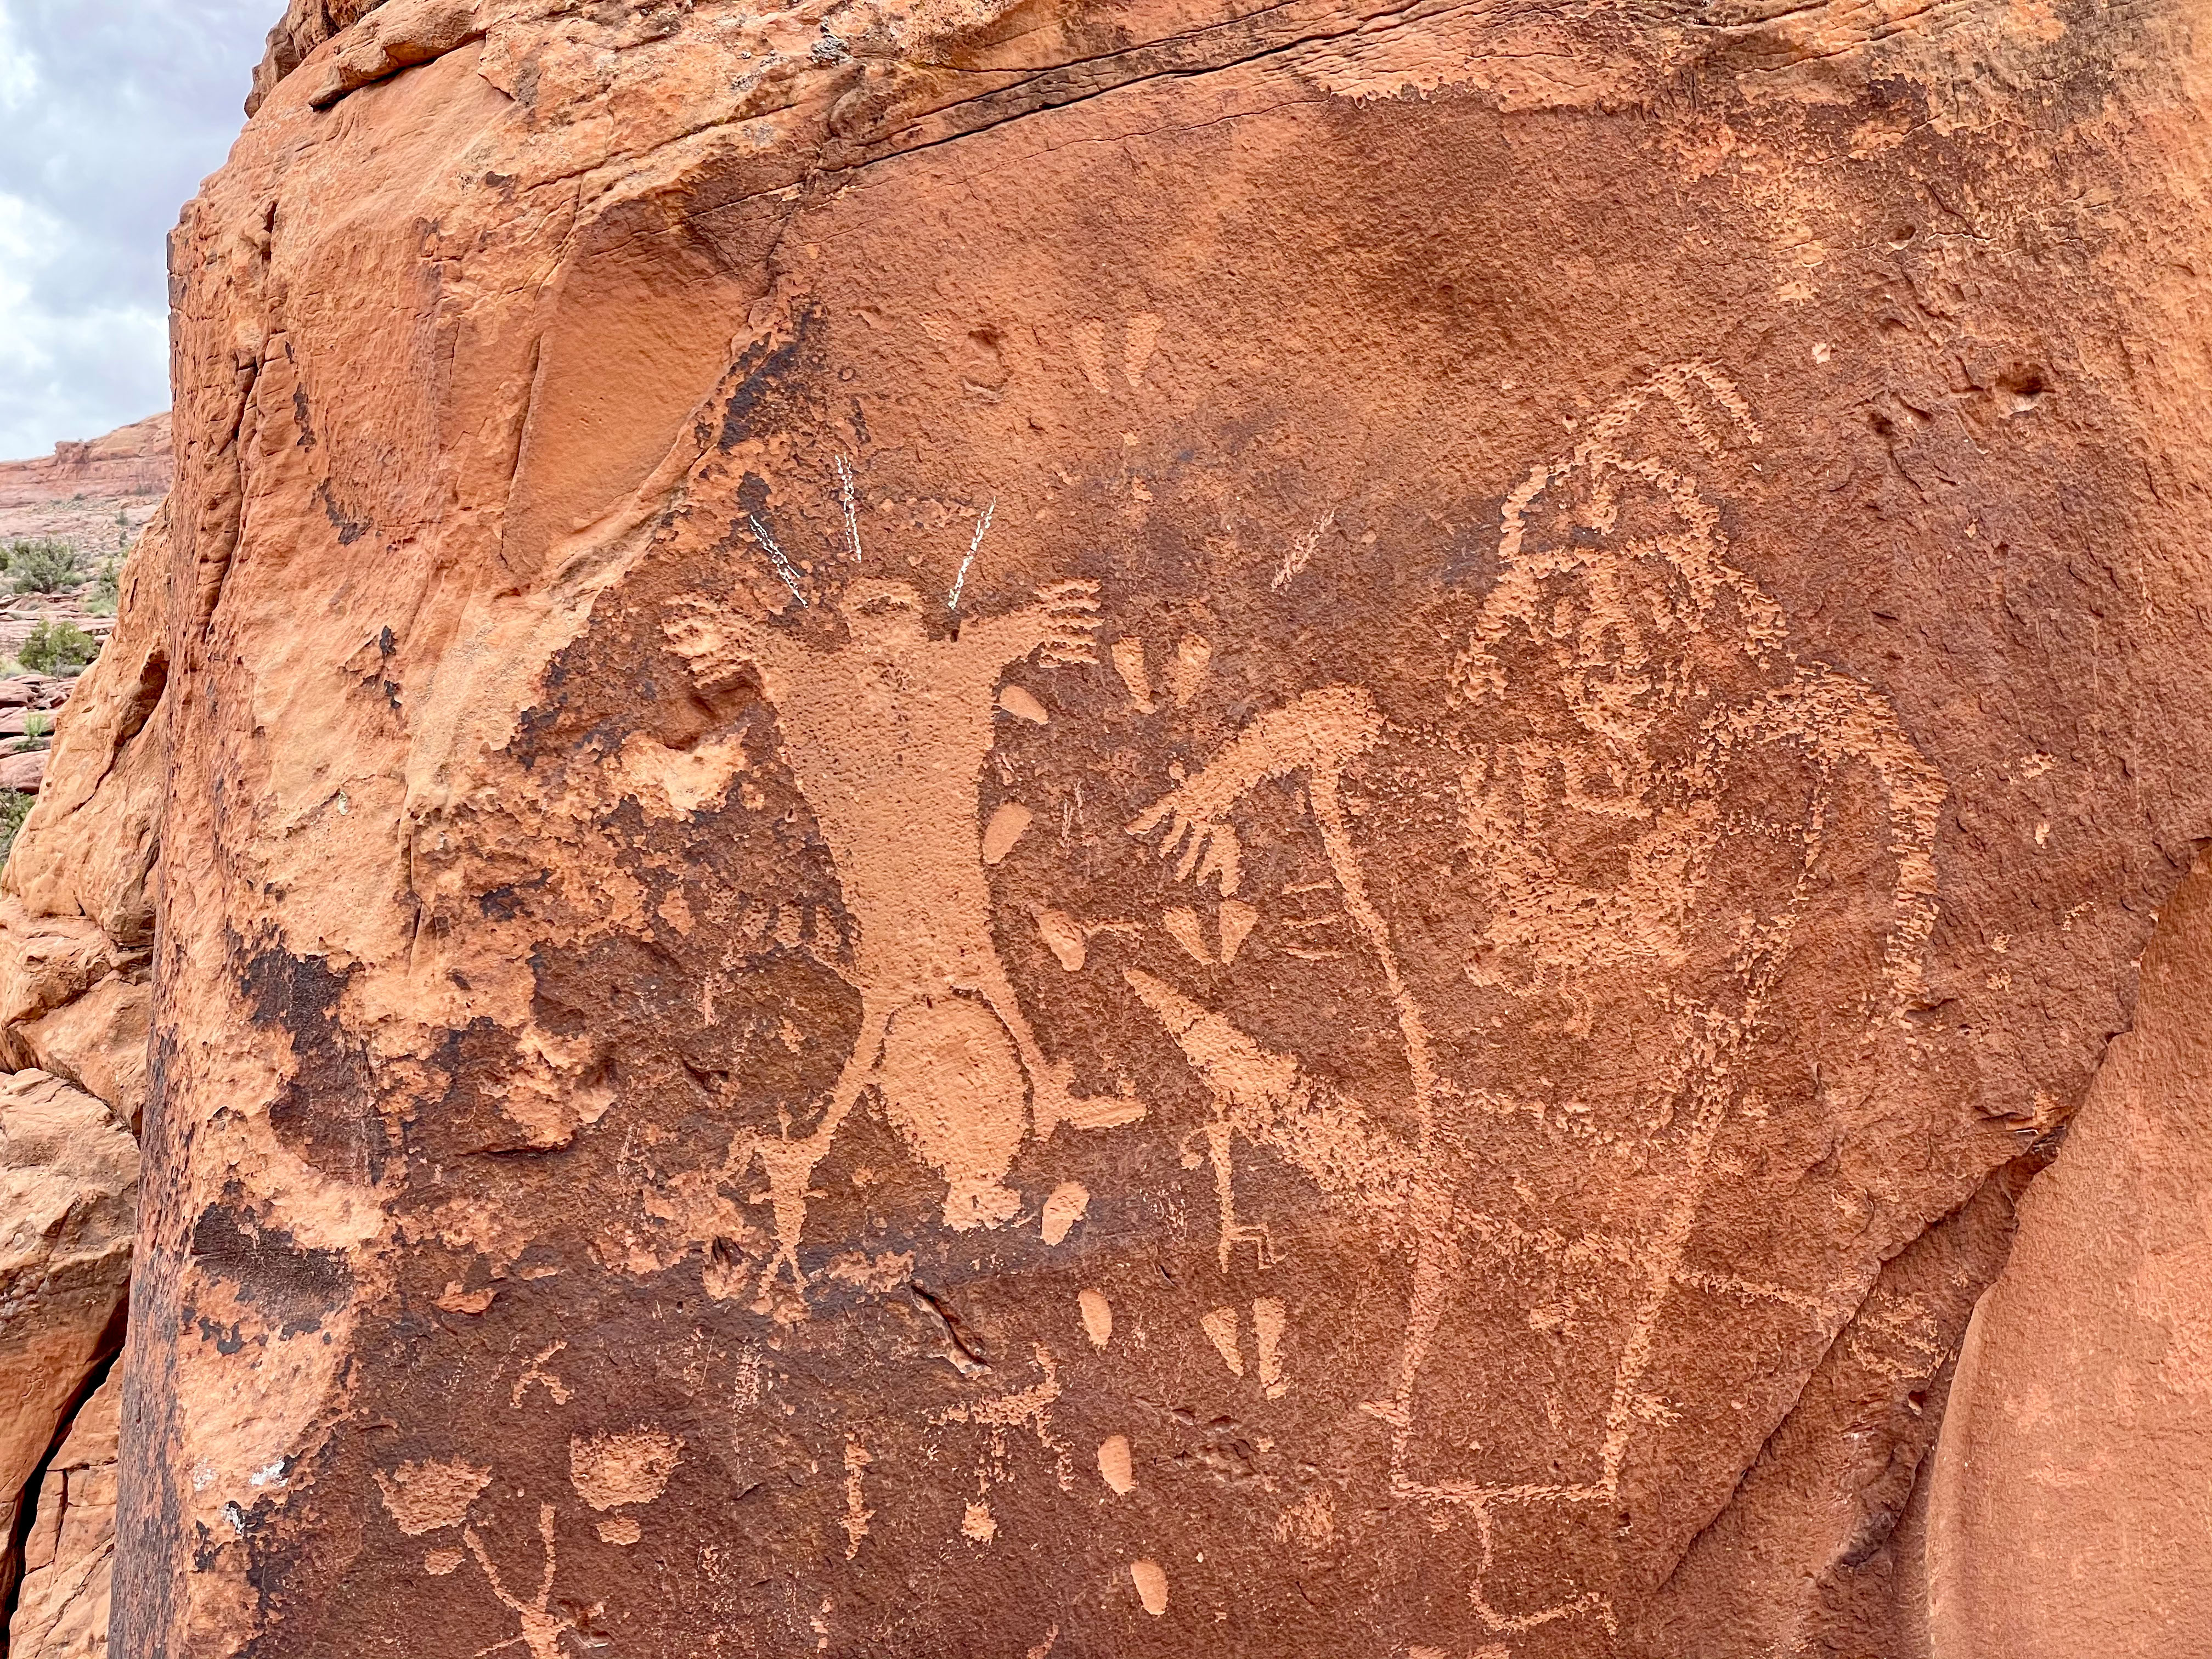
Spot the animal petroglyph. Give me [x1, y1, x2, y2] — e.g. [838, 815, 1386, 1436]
[667, 561, 1146, 1297]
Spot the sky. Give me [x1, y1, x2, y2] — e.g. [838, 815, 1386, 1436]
[0, 1, 276, 461]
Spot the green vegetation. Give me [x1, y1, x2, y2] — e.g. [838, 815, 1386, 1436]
[0, 789, 33, 864]
[4, 538, 86, 594]
[88, 557, 121, 616]
[18, 620, 99, 676]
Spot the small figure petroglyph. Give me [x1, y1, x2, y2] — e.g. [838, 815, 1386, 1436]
[510, 1341, 572, 1409]
[946, 497, 995, 611]
[1272, 508, 1334, 592]
[833, 455, 863, 563]
[842, 1438, 873, 1559]
[747, 514, 808, 607]
[931, 1345, 1075, 1495]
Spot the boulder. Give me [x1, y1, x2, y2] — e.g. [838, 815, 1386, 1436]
[79, 2, 2212, 1656]
[7, 1369, 122, 1659]
[0, 749, 50, 794]
[0, 1072, 137, 1618]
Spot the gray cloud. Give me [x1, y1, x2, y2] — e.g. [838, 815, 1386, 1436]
[0, 1, 275, 460]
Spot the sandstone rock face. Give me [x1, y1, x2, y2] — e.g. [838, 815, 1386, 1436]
[1925, 853, 2212, 1657]
[103, 2, 2212, 1656]
[8, 1369, 122, 1659]
[0, 506, 169, 1125]
[0, 495, 165, 1656]
[0, 1071, 137, 1622]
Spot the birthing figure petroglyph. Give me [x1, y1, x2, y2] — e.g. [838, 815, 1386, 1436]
[666, 567, 1144, 1298]
[1120, 361, 1948, 1639]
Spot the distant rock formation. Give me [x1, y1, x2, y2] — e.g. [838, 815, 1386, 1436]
[0, 417, 170, 514]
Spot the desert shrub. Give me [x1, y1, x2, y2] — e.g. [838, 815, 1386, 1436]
[88, 557, 121, 616]
[18, 620, 98, 676]
[0, 789, 32, 863]
[8, 539, 84, 594]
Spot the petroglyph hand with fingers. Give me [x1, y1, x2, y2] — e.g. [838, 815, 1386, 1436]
[1036, 579, 1104, 667]
[1127, 686, 1385, 897]
[966, 579, 1101, 669]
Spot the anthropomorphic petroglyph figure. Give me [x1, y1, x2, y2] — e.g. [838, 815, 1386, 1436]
[667, 574, 1143, 1295]
[1122, 361, 1946, 1639]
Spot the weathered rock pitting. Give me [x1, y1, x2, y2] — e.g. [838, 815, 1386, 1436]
[0, 2, 2204, 1656]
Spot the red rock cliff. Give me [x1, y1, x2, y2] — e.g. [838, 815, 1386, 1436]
[0, 417, 172, 514]
[3, 2, 2207, 1657]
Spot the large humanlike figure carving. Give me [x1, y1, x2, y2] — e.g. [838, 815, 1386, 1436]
[1121, 363, 1947, 1641]
[667, 575, 1142, 1296]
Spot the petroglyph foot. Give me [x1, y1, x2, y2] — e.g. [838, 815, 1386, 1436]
[1031, 1062, 1146, 1135]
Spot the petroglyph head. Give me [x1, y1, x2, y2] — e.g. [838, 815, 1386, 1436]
[842, 578, 931, 651]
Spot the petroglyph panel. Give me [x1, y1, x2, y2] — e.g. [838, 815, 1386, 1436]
[128, 8, 2212, 1657]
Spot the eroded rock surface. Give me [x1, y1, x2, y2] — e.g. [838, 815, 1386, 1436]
[1926, 852, 2212, 1657]
[0, 504, 168, 1122]
[75, 1, 2212, 1656]
[8, 1369, 122, 1659]
[0, 1071, 136, 1622]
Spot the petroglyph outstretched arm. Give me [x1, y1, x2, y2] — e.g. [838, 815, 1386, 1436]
[964, 580, 1102, 669]
[1126, 685, 1384, 895]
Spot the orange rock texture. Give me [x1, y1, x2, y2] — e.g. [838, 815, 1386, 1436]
[22, 1, 2205, 1656]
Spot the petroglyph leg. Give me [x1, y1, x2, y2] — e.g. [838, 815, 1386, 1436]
[461, 1504, 571, 1659]
[968, 953, 1143, 1136]
[732, 998, 894, 1295]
